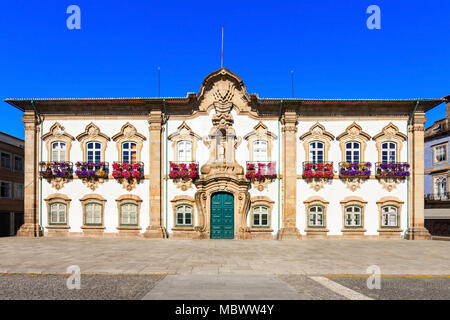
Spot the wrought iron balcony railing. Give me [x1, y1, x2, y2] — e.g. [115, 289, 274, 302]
[245, 161, 277, 180]
[338, 162, 371, 178]
[375, 162, 410, 179]
[425, 193, 450, 201]
[75, 161, 109, 178]
[169, 161, 199, 180]
[302, 161, 334, 178]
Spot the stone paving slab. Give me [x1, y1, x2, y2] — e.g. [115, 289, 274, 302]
[0, 237, 449, 276]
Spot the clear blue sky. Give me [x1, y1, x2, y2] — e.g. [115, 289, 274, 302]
[1, 0, 448, 139]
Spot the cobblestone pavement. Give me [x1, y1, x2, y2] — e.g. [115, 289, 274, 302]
[0, 237, 448, 276]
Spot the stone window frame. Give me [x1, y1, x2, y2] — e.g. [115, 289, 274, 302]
[249, 196, 274, 231]
[112, 122, 146, 162]
[168, 121, 201, 162]
[116, 194, 142, 232]
[340, 196, 367, 232]
[372, 123, 407, 163]
[171, 195, 196, 231]
[76, 123, 110, 162]
[303, 196, 329, 230]
[299, 123, 335, 162]
[432, 173, 449, 197]
[42, 122, 75, 162]
[376, 196, 404, 230]
[44, 193, 71, 229]
[244, 121, 278, 162]
[336, 123, 371, 163]
[79, 194, 107, 231]
[432, 142, 448, 165]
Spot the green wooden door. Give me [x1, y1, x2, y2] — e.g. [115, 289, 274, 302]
[210, 192, 234, 239]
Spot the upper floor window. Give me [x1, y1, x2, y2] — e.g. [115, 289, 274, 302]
[51, 142, 66, 162]
[345, 142, 360, 163]
[253, 140, 268, 162]
[120, 203, 138, 226]
[84, 203, 102, 225]
[308, 206, 324, 227]
[49, 203, 67, 225]
[381, 206, 398, 227]
[86, 142, 101, 163]
[122, 142, 137, 163]
[434, 176, 448, 198]
[177, 140, 192, 162]
[434, 144, 447, 163]
[252, 205, 269, 227]
[344, 205, 362, 227]
[381, 142, 396, 163]
[309, 142, 324, 163]
[176, 204, 192, 226]
[0, 152, 11, 169]
[0, 181, 11, 198]
[14, 155, 23, 171]
[13, 184, 24, 200]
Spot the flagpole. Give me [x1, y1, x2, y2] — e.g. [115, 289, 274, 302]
[221, 25, 224, 68]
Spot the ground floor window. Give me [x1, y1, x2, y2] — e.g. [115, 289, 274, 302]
[176, 205, 192, 226]
[85, 203, 102, 225]
[120, 203, 138, 226]
[345, 206, 362, 227]
[252, 205, 269, 227]
[381, 206, 398, 227]
[49, 203, 67, 224]
[308, 206, 324, 227]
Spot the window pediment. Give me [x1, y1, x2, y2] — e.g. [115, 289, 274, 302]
[42, 122, 75, 161]
[373, 123, 406, 162]
[300, 123, 334, 162]
[337, 123, 371, 162]
[112, 122, 146, 162]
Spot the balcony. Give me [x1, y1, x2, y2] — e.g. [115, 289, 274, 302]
[112, 161, 144, 180]
[246, 161, 277, 181]
[302, 162, 334, 179]
[375, 162, 410, 179]
[169, 161, 199, 180]
[75, 161, 109, 179]
[425, 193, 450, 201]
[39, 161, 73, 179]
[338, 162, 371, 178]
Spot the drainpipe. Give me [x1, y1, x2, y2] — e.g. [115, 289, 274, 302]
[163, 99, 168, 235]
[405, 100, 419, 239]
[277, 100, 283, 237]
[31, 100, 43, 236]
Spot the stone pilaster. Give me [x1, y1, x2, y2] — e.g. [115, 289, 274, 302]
[278, 111, 301, 240]
[406, 112, 431, 240]
[17, 113, 42, 237]
[144, 110, 167, 238]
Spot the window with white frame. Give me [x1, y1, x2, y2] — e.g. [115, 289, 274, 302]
[253, 140, 268, 162]
[0, 181, 11, 198]
[14, 155, 23, 172]
[122, 142, 137, 163]
[252, 205, 269, 227]
[434, 176, 448, 199]
[86, 142, 101, 163]
[1, 152, 11, 169]
[120, 203, 138, 226]
[309, 142, 324, 163]
[381, 206, 398, 227]
[345, 142, 360, 162]
[84, 203, 102, 225]
[51, 142, 66, 162]
[344, 206, 362, 227]
[308, 206, 324, 227]
[49, 203, 67, 224]
[434, 144, 447, 163]
[177, 141, 192, 162]
[13, 184, 23, 200]
[381, 142, 397, 163]
[176, 205, 193, 226]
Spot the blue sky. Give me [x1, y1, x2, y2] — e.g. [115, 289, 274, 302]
[1, 0, 448, 139]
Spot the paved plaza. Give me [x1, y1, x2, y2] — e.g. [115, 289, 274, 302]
[0, 237, 449, 300]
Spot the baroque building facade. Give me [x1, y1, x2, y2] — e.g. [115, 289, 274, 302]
[5, 68, 448, 240]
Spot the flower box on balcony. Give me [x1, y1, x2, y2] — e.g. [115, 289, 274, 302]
[246, 162, 277, 181]
[112, 162, 144, 181]
[169, 162, 199, 180]
[75, 162, 109, 179]
[39, 161, 73, 179]
[302, 162, 334, 179]
[375, 162, 410, 179]
[339, 162, 371, 178]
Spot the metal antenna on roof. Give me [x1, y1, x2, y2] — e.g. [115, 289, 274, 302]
[221, 26, 224, 68]
[291, 70, 294, 98]
[158, 67, 161, 97]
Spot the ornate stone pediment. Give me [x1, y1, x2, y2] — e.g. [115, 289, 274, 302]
[42, 122, 75, 162]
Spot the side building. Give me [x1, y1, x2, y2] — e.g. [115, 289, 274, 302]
[4, 68, 448, 240]
[0, 132, 24, 236]
[424, 99, 450, 238]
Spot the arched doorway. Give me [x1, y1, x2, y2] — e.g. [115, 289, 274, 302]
[210, 192, 234, 239]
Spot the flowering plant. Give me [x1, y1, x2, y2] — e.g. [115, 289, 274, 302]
[376, 162, 410, 178]
[302, 162, 334, 179]
[39, 161, 72, 179]
[169, 162, 199, 180]
[339, 162, 371, 178]
[246, 162, 277, 181]
[75, 162, 108, 179]
[112, 162, 144, 181]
